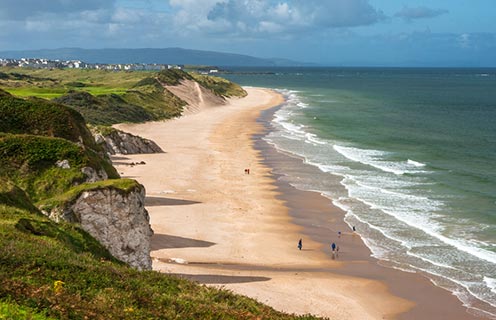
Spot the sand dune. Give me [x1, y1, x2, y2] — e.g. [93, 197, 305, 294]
[165, 79, 226, 114]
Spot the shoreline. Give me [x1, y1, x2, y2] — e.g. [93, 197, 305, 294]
[255, 104, 482, 320]
[113, 87, 481, 319]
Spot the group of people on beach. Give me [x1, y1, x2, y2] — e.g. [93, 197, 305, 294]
[297, 226, 356, 259]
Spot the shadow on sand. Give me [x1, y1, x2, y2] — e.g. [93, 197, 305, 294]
[151, 234, 215, 250]
[170, 273, 271, 285]
[145, 196, 201, 207]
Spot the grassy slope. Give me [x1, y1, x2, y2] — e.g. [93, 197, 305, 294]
[0, 89, 99, 151]
[0, 134, 119, 202]
[190, 73, 247, 98]
[0, 205, 320, 320]
[0, 68, 246, 126]
[53, 91, 156, 125]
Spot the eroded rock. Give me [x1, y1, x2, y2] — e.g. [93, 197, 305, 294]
[47, 184, 153, 270]
[93, 129, 163, 155]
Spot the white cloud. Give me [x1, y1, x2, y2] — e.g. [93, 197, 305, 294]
[0, 0, 386, 49]
[395, 6, 448, 21]
[112, 7, 145, 24]
[458, 33, 470, 48]
[0, 0, 115, 20]
[171, 0, 385, 37]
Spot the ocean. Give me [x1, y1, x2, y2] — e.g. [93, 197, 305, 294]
[222, 67, 496, 318]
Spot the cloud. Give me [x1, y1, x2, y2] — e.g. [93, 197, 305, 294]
[173, 0, 385, 37]
[0, 0, 115, 20]
[0, 1, 176, 50]
[0, 0, 386, 50]
[395, 6, 448, 21]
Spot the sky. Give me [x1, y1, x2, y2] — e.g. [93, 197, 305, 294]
[0, 0, 495, 66]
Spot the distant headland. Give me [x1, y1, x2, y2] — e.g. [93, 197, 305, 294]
[0, 47, 314, 67]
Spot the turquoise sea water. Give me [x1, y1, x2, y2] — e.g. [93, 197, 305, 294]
[223, 68, 496, 318]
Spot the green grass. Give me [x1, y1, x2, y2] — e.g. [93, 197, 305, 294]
[81, 86, 128, 96]
[0, 299, 57, 320]
[0, 67, 150, 88]
[2, 85, 129, 99]
[2, 87, 67, 99]
[156, 69, 193, 86]
[0, 90, 100, 151]
[0, 67, 149, 99]
[0, 134, 119, 202]
[123, 80, 186, 119]
[53, 91, 155, 126]
[38, 179, 140, 213]
[0, 181, 39, 214]
[0, 205, 321, 320]
[191, 73, 247, 98]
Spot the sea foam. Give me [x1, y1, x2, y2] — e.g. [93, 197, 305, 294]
[408, 159, 426, 167]
[333, 145, 421, 175]
[267, 87, 496, 317]
[484, 277, 496, 295]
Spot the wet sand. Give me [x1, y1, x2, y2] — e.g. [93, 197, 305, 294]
[255, 106, 482, 320]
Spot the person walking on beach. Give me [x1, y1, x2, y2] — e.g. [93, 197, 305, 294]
[331, 242, 336, 252]
[298, 238, 302, 250]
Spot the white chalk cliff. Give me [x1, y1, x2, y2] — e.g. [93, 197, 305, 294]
[46, 184, 153, 270]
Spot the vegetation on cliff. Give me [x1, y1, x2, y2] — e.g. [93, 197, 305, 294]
[156, 68, 194, 86]
[0, 89, 99, 151]
[0, 134, 119, 202]
[0, 181, 39, 213]
[191, 73, 247, 98]
[0, 89, 119, 203]
[53, 91, 155, 125]
[123, 77, 186, 120]
[38, 179, 140, 213]
[0, 204, 319, 320]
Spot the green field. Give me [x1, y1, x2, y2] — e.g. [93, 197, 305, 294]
[0, 67, 149, 98]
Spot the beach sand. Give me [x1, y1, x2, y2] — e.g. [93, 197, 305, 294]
[113, 87, 480, 319]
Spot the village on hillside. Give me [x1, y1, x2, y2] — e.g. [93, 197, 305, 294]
[0, 57, 188, 72]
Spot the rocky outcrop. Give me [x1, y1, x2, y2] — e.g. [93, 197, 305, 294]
[81, 166, 109, 182]
[46, 183, 153, 270]
[93, 128, 163, 155]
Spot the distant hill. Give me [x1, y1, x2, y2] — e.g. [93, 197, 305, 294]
[0, 47, 311, 67]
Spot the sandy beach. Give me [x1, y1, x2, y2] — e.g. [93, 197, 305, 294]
[113, 87, 480, 319]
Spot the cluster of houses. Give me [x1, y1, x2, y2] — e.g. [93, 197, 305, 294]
[0, 58, 184, 71]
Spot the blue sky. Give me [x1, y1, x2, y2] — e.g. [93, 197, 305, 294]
[0, 0, 494, 66]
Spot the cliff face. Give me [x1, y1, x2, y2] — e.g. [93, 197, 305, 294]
[93, 128, 163, 155]
[47, 183, 153, 270]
